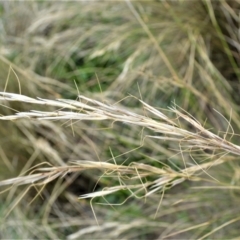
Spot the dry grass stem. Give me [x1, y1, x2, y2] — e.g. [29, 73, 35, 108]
[0, 92, 239, 201]
[1, 1, 240, 238]
[0, 92, 240, 156]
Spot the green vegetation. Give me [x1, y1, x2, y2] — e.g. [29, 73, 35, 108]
[0, 0, 240, 239]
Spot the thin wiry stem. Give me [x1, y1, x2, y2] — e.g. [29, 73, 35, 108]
[0, 92, 239, 200]
[0, 92, 240, 156]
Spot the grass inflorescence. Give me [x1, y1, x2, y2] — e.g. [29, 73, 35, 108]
[0, 0, 240, 239]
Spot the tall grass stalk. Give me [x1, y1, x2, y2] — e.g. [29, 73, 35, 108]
[0, 91, 239, 197]
[1, 0, 240, 239]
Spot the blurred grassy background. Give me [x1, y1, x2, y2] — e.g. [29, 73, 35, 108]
[1, 0, 240, 239]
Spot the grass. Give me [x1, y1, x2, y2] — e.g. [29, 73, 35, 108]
[0, 0, 240, 239]
[1, 92, 240, 238]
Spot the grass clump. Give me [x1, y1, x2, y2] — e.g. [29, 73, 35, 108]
[0, 0, 240, 239]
